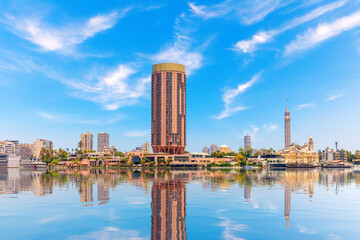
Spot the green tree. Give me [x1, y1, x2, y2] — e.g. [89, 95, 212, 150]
[115, 151, 125, 157]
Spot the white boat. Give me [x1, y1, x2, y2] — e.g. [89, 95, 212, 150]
[20, 160, 47, 169]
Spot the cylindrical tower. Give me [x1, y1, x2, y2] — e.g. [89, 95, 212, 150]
[151, 63, 186, 154]
[284, 101, 291, 147]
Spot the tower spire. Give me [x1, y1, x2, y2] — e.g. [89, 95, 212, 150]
[286, 99, 289, 112]
[284, 99, 291, 147]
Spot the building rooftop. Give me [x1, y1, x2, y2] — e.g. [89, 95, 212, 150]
[152, 63, 185, 72]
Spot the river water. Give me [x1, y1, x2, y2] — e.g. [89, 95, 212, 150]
[0, 168, 359, 240]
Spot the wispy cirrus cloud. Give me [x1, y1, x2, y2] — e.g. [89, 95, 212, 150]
[263, 123, 278, 132]
[327, 93, 343, 101]
[188, 1, 230, 19]
[284, 9, 360, 55]
[69, 226, 147, 240]
[219, 218, 246, 240]
[148, 38, 204, 75]
[64, 64, 150, 110]
[124, 130, 150, 137]
[243, 125, 259, 137]
[37, 112, 123, 125]
[146, 9, 213, 75]
[214, 72, 262, 120]
[234, 1, 347, 52]
[1, 9, 130, 54]
[296, 103, 316, 110]
[188, 0, 294, 25]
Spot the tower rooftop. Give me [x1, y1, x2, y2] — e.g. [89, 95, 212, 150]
[152, 63, 185, 73]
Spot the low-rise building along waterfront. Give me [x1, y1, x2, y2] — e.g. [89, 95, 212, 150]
[218, 145, 232, 153]
[278, 137, 319, 164]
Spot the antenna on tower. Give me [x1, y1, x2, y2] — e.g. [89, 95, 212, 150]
[335, 141, 338, 152]
[286, 99, 289, 111]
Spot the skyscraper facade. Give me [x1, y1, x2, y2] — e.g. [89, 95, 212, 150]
[202, 146, 209, 154]
[244, 135, 251, 151]
[210, 144, 218, 154]
[151, 63, 186, 154]
[33, 139, 50, 159]
[97, 132, 109, 153]
[140, 142, 150, 153]
[284, 102, 291, 147]
[80, 132, 93, 152]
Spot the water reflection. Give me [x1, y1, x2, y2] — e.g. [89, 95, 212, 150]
[0, 168, 359, 239]
[151, 179, 186, 240]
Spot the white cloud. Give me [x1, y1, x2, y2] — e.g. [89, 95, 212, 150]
[148, 38, 204, 75]
[215, 72, 262, 120]
[37, 111, 122, 125]
[188, 0, 294, 25]
[263, 124, 278, 132]
[297, 224, 317, 234]
[327, 94, 343, 101]
[65, 64, 150, 110]
[69, 226, 146, 240]
[219, 218, 246, 240]
[234, 1, 347, 52]
[124, 130, 150, 137]
[296, 103, 316, 110]
[2, 9, 129, 54]
[236, 0, 289, 26]
[243, 125, 259, 137]
[284, 10, 360, 55]
[188, 2, 230, 19]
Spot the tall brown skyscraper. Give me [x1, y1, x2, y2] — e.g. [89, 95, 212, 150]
[151, 63, 186, 154]
[284, 100, 291, 147]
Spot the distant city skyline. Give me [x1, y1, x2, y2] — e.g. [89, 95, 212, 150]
[1, 0, 360, 152]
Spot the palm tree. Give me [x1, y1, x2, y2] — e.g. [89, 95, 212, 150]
[78, 141, 83, 151]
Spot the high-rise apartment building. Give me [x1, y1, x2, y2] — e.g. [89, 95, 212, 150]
[141, 142, 150, 153]
[80, 132, 93, 152]
[284, 101, 291, 147]
[202, 146, 209, 154]
[20, 144, 33, 160]
[244, 135, 251, 151]
[210, 144, 218, 154]
[33, 139, 50, 159]
[97, 132, 109, 153]
[151, 63, 186, 154]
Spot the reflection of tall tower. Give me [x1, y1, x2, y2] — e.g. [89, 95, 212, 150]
[284, 100, 291, 147]
[97, 178, 109, 204]
[244, 182, 251, 202]
[151, 63, 187, 154]
[284, 184, 291, 229]
[80, 181, 93, 203]
[151, 180, 186, 240]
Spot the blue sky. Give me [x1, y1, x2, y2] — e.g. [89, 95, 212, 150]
[0, 0, 360, 152]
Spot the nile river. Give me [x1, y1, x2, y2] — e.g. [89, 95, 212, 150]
[0, 168, 359, 239]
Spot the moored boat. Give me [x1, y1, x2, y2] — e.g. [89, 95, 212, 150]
[20, 160, 47, 169]
[286, 163, 317, 168]
[322, 162, 352, 168]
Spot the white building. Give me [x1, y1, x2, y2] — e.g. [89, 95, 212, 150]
[244, 135, 251, 151]
[33, 139, 50, 159]
[0, 141, 20, 156]
[97, 132, 109, 153]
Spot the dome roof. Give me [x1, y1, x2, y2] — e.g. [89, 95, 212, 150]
[219, 145, 229, 148]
